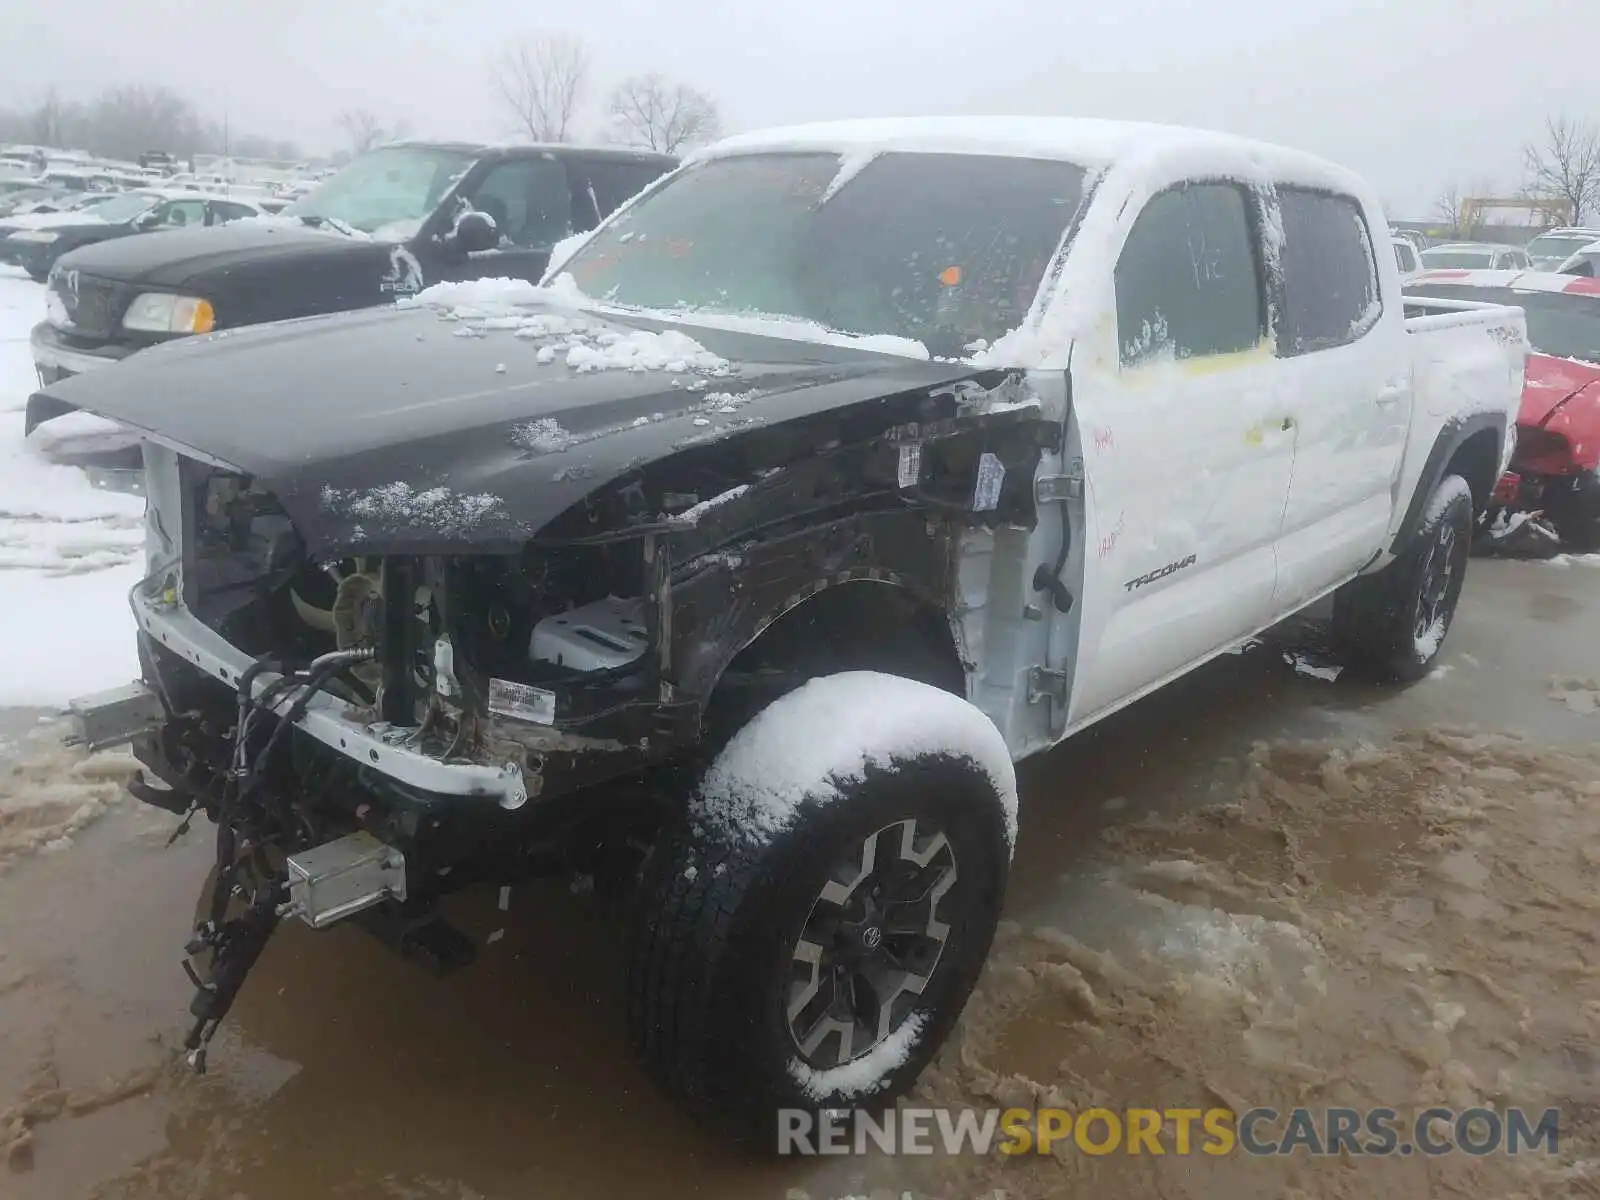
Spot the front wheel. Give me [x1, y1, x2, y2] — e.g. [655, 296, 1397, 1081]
[25, 263, 49, 283]
[1334, 473, 1473, 681]
[627, 672, 1016, 1146]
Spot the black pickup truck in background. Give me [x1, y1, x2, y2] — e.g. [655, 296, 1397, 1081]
[26, 142, 676, 433]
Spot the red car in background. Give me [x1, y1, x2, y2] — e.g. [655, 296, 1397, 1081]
[1407, 270, 1600, 550]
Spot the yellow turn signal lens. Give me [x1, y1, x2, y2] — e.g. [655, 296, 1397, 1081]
[181, 297, 215, 333]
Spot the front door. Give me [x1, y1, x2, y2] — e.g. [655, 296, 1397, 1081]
[1064, 180, 1296, 725]
[422, 156, 575, 285]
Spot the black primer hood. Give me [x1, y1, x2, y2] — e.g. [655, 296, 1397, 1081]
[51, 220, 393, 292]
[37, 299, 992, 556]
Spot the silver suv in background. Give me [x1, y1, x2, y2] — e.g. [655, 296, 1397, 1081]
[1528, 227, 1600, 270]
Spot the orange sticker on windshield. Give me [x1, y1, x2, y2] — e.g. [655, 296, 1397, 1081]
[939, 265, 963, 286]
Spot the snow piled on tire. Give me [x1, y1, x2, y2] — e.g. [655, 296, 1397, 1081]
[693, 671, 1019, 853]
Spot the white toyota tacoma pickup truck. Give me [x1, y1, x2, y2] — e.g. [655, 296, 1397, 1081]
[47, 117, 1526, 1146]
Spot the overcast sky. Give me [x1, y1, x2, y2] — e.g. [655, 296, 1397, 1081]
[5, 0, 1593, 214]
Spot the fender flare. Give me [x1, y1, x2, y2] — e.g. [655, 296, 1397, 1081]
[1390, 412, 1505, 557]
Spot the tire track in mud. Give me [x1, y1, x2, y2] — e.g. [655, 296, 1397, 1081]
[873, 729, 1600, 1200]
[10, 726, 1600, 1200]
[0, 731, 149, 1185]
[0, 733, 134, 871]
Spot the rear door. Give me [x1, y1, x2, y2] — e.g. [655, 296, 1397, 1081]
[1065, 179, 1295, 723]
[1268, 187, 1408, 611]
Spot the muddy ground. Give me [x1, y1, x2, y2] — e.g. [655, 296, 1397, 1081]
[0, 557, 1597, 1199]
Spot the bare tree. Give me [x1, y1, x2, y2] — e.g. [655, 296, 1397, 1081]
[83, 85, 206, 160]
[1433, 182, 1491, 241]
[493, 31, 590, 142]
[606, 73, 722, 154]
[0, 84, 302, 162]
[1524, 115, 1600, 225]
[28, 87, 71, 147]
[338, 108, 410, 156]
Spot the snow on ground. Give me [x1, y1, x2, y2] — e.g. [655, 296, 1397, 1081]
[0, 269, 143, 707]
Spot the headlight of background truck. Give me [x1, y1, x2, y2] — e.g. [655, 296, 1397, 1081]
[11, 230, 58, 245]
[122, 293, 216, 334]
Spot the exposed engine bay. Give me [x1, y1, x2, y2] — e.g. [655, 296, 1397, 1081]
[84, 366, 1049, 1080]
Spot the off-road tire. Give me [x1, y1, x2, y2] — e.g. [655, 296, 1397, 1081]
[626, 680, 1011, 1148]
[1333, 473, 1472, 682]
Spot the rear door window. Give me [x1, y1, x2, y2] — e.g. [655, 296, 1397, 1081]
[1115, 182, 1265, 366]
[575, 159, 670, 229]
[1276, 188, 1381, 353]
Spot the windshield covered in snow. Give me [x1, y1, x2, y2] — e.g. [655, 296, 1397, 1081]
[284, 146, 476, 237]
[558, 151, 1086, 351]
[1407, 284, 1600, 363]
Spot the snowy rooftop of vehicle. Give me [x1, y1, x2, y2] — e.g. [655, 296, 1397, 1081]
[382, 139, 675, 164]
[1422, 242, 1524, 253]
[694, 116, 1348, 176]
[134, 187, 263, 205]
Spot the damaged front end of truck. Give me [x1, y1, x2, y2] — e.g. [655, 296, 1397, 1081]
[40, 300, 1054, 1069]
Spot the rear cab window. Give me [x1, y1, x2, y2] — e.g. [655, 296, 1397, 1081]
[570, 158, 671, 231]
[1275, 187, 1381, 354]
[1114, 182, 1266, 366]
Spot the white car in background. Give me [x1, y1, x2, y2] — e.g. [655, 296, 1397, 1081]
[1420, 242, 1531, 271]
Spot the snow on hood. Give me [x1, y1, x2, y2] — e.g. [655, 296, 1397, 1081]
[406, 273, 931, 363]
[402, 276, 734, 375]
[0, 208, 107, 232]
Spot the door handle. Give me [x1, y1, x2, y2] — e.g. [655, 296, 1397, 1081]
[1279, 416, 1296, 431]
[1376, 384, 1407, 407]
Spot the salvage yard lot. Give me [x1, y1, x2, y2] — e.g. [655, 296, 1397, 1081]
[0, 266, 143, 708]
[0, 267, 1596, 1197]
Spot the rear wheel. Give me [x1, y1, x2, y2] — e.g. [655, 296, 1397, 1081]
[627, 672, 1015, 1147]
[1334, 474, 1472, 681]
